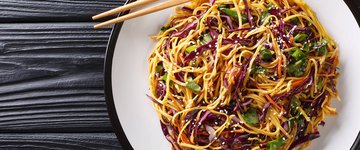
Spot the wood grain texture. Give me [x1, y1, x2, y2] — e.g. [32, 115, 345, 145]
[0, 133, 122, 149]
[0, 23, 114, 132]
[0, 0, 126, 22]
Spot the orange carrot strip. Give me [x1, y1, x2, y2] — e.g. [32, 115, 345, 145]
[277, 56, 282, 77]
[233, 129, 245, 133]
[292, 78, 305, 87]
[318, 74, 336, 77]
[289, 36, 294, 44]
[265, 94, 282, 110]
[313, 34, 320, 39]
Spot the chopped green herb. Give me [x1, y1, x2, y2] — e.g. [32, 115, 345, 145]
[161, 73, 168, 81]
[162, 73, 173, 85]
[267, 137, 286, 150]
[288, 117, 295, 127]
[317, 77, 323, 91]
[220, 8, 238, 20]
[317, 45, 327, 56]
[260, 48, 274, 61]
[241, 14, 248, 23]
[302, 42, 310, 52]
[155, 65, 164, 73]
[294, 33, 308, 43]
[290, 97, 301, 114]
[161, 26, 170, 31]
[186, 79, 201, 92]
[218, 4, 227, 9]
[298, 117, 305, 128]
[256, 66, 267, 74]
[286, 59, 307, 77]
[267, 3, 275, 9]
[190, 61, 197, 67]
[260, 12, 270, 25]
[200, 34, 212, 45]
[251, 65, 267, 75]
[310, 41, 317, 51]
[219, 8, 248, 22]
[186, 45, 197, 53]
[230, 101, 237, 107]
[304, 108, 311, 116]
[290, 17, 299, 24]
[291, 47, 306, 61]
[288, 111, 301, 127]
[243, 107, 259, 125]
[316, 39, 329, 56]
[322, 39, 329, 45]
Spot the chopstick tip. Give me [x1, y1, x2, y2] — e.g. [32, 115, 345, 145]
[93, 24, 101, 29]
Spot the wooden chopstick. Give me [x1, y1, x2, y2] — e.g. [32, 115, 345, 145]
[92, 0, 159, 20]
[94, 0, 192, 29]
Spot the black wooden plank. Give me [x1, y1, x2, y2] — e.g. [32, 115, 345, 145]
[0, 23, 113, 132]
[0, 0, 126, 22]
[0, 133, 122, 149]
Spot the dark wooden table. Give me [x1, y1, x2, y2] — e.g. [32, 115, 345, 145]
[0, 0, 359, 149]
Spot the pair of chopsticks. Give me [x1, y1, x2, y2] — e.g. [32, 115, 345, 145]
[93, 0, 192, 29]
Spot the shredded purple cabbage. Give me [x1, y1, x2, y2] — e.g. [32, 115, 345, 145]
[329, 77, 336, 93]
[160, 121, 169, 137]
[310, 92, 327, 117]
[260, 69, 314, 121]
[193, 110, 211, 139]
[182, 7, 194, 13]
[209, 0, 216, 5]
[221, 15, 235, 30]
[209, 28, 220, 40]
[280, 6, 296, 14]
[184, 36, 252, 62]
[282, 121, 289, 131]
[227, 27, 253, 32]
[284, 23, 310, 32]
[241, 99, 253, 107]
[277, 19, 291, 48]
[184, 39, 217, 62]
[156, 81, 166, 98]
[172, 21, 197, 38]
[269, 6, 295, 17]
[233, 58, 251, 93]
[220, 133, 251, 149]
[269, 9, 281, 16]
[274, 69, 314, 102]
[259, 102, 270, 121]
[243, 0, 254, 27]
[146, 94, 162, 106]
[174, 72, 185, 82]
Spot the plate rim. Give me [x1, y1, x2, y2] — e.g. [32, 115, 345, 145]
[104, 0, 135, 149]
[103, 1, 360, 150]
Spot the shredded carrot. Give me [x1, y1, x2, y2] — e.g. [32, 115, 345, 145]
[330, 53, 338, 74]
[181, 134, 191, 144]
[289, 36, 294, 44]
[277, 56, 282, 77]
[313, 34, 320, 39]
[318, 74, 336, 77]
[265, 94, 282, 110]
[169, 94, 182, 110]
[222, 129, 245, 134]
[292, 78, 305, 87]
[233, 129, 245, 133]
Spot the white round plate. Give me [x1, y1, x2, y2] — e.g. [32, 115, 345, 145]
[104, 0, 360, 149]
